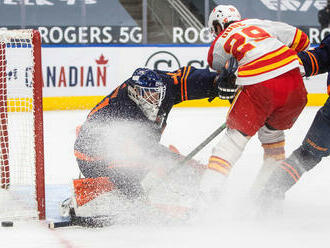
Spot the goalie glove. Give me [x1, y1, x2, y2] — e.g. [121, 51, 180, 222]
[216, 57, 239, 101]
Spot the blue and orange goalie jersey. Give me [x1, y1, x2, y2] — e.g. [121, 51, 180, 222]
[298, 34, 330, 95]
[76, 66, 217, 144]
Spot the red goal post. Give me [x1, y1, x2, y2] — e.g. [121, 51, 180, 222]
[0, 29, 45, 220]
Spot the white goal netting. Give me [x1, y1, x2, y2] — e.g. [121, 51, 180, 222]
[0, 29, 45, 220]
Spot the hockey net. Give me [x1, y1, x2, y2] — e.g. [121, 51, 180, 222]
[0, 29, 45, 220]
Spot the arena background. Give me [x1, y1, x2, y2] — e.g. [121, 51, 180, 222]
[0, 0, 329, 110]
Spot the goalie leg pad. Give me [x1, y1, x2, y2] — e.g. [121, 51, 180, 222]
[73, 177, 115, 207]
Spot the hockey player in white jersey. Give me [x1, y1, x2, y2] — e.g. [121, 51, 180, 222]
[200, 5, 310, 203]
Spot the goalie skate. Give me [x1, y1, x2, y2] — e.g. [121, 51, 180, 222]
[53, 200, 115, 228]
[59, 197, 76, 218]
[55, 177, 119, 228]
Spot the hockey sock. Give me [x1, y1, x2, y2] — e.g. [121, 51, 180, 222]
[258, 125, 285, 162]
[263, 151, 306, 196]
[253, 153, 304, 214]
[208, 156, 232, 176]
[262, 140, 285, 161]
[209, 128, 249, 176]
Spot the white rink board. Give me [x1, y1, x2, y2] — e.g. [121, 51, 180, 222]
[41, 46, 210, 97]
[304, 73, 328, 93]
[41, 46, 329, 97]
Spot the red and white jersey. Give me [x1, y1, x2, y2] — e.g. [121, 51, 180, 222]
[207, 19, 310, 85]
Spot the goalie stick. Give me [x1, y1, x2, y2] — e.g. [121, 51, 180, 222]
[48, 207, 115, 229]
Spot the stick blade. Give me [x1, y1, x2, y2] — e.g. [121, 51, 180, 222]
[48, 215, 115, 229]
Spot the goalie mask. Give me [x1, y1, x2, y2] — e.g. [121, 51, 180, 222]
[208, 5, 241, 38]
[128, 68, 166, 121]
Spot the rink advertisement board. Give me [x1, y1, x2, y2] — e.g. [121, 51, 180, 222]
[42, 45, 212, 97]
[41, 45, 329, 110]
[41, 45, 215, 110]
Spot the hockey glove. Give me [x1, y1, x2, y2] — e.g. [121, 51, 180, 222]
[216, 57, 239, 101]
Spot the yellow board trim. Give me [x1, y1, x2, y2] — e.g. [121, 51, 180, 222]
[43, 96, 105, 111]
[41, 93, 328, 111]
[306, 93, 328, 106]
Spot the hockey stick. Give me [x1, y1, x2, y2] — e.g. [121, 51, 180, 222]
[48, 208, 115, 229]
[179, 122, 226, 165]
[142, 122, 226, 190]
[164, 123, 226, 177]
[146, 122, 227, 195]
[48, 215, 115, 229]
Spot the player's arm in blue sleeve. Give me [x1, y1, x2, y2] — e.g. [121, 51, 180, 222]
[185, 67, 218, 100]
[167, 66, 217, 103]
[160, 66, 217, 105]
[298, 34, 330, 77]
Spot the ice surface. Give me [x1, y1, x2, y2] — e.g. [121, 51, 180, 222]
[1, 107, 330, 248]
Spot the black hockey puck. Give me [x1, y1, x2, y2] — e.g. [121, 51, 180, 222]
[1, 221, 13, 227]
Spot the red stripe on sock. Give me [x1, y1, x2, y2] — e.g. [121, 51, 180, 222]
[281, 161, 301, 180]
[279, 165, 299, 182]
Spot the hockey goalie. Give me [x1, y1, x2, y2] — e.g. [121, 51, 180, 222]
[59, 65, 233, 226]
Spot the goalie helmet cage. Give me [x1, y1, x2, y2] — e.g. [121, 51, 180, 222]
[0, 29, 45, 220]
